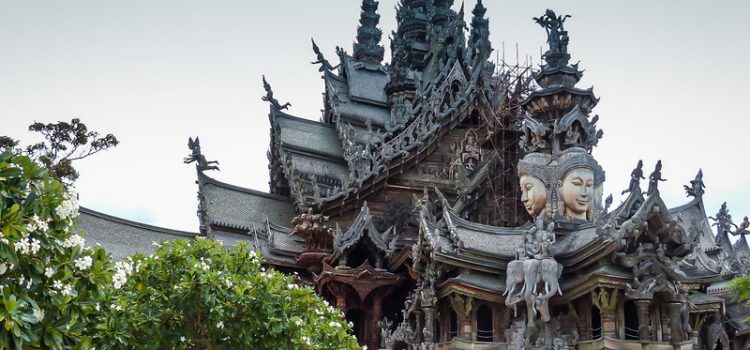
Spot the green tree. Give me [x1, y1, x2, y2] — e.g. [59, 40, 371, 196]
[1, 118, 118, 185]
[0, 149, 112, 349]
[92, 238, 361, 350]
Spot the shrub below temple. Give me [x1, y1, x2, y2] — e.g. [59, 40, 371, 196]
[91, 238, 361, 350]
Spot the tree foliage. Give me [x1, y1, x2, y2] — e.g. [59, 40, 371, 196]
[2, 119, 119, 185]
[0, 149, 112, 349]
[91, 238, 361, 350]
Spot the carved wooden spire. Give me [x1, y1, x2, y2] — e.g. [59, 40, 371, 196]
[353, 0, 384, 63]
[467, 0, 491, 63]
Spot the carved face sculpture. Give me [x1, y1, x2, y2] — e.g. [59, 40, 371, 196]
[520, 175, 547, 218]
[560, 167, 594, 220]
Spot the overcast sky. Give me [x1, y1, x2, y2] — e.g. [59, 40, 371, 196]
[2, 0, 749, 233]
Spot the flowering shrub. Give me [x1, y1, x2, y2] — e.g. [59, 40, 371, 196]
[93, 238, 360, 350]
[0, 149, 111, 349]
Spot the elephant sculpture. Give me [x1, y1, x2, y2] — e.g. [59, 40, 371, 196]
[502, 258, 564, 326]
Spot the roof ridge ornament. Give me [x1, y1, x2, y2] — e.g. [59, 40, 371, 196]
[311, 38, 337, 72]
[684, 169, 706, 198]
[184, 136, 219, 172]
[261, 75, 291, 111]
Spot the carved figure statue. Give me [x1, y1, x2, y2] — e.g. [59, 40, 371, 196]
[184, 137, 219, 171]
[560, 167, 594, 221]
[738, 216, 750, 234]
[622, 160, 645, 195]
[261, 75, 291, 110]
[710, 202, 734, 234]
[646, 160, 666, 195]
[459, 129, 482, 171]
[534, 9, 572, 66]
[504, 219, 563, 328]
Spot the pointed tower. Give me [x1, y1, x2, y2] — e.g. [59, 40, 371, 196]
[353, 0, 385, 63]
[391, 0, 431, 70]
[466, 0, 492, 64]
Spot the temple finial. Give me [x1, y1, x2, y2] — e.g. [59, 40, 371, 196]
[533, 9, 572, 68]
[353, 0, 385, 63]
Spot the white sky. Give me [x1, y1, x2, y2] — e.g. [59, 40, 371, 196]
[2, 0, 749, 232]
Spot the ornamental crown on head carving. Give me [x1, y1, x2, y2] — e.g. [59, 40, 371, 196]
[554, 150, 605, 186]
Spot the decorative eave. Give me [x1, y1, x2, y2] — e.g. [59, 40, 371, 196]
[332, 201, 396, 256]
[437, 271, 504, 303]
[314, 261, 403, 302]
[521, 86, 599, 119]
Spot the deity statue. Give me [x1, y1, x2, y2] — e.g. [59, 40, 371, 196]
[622, 160, 645, 195]
[534, 9, 572, 67]
[520, 175, 547, 218]
[646, 160, 666, 195]
[518, 153, 551, 219]
[560, 167, 594, 221]
[555, 151, 603, 222]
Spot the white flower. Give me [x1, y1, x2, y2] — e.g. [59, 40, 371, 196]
[294, 318, 303, 326]
[60, 283, 73, 296]
[287, 284, 297, 289]
[62, 234, 85, 249]
[95, 303, 100, 311]
[52, 279, 64, 290]
[32, 308, 45, 322]
[216, 321, 224, 329]
[329, 321, 341, 328]
[180, 336, 187, 342]
[302, 336, 311, 346]
[113, 259, 134, 289]
[29, 239, 41, 254]
[74, 256, 93, 271]
[110, 303, 122, 311]
[224, 278, 233, 288]
[44, 267, 54, 278]
[195, 258, 210, 271]
[55, 188, 79, 220]
[14, 238, 31, 255]
[0, 263, 9, 275]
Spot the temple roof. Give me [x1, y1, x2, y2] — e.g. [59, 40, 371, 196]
[271, 108, 344, 159]
[200, 172, 296, 231]
[77, 207, 196, 260]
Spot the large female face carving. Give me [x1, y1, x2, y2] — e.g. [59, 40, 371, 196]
[561, 168, 594, 220]
[520, 175, 547, 218]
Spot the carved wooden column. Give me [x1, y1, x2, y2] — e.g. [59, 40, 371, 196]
[449, 295, 473, 341]
[660, 304, 671, 342]
[592, 288, 619, 339]
[635, 299, 651, 342]
[495, 306, 509, 343]
[667, 302, 684, 345]
[371, 295, 383, 350]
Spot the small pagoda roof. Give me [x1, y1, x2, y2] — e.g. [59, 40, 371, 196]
[77, 206, 197, 260]
[270, 108, 344, 159]
[668, 196, 719, 253]
[438, 270, 505, 302]
[200, 172, 296, 232]
[343, 58, 389, 106]
[324, 65, 390, 127]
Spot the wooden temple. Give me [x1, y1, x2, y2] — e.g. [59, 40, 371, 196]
[177, 1, 750, 349]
